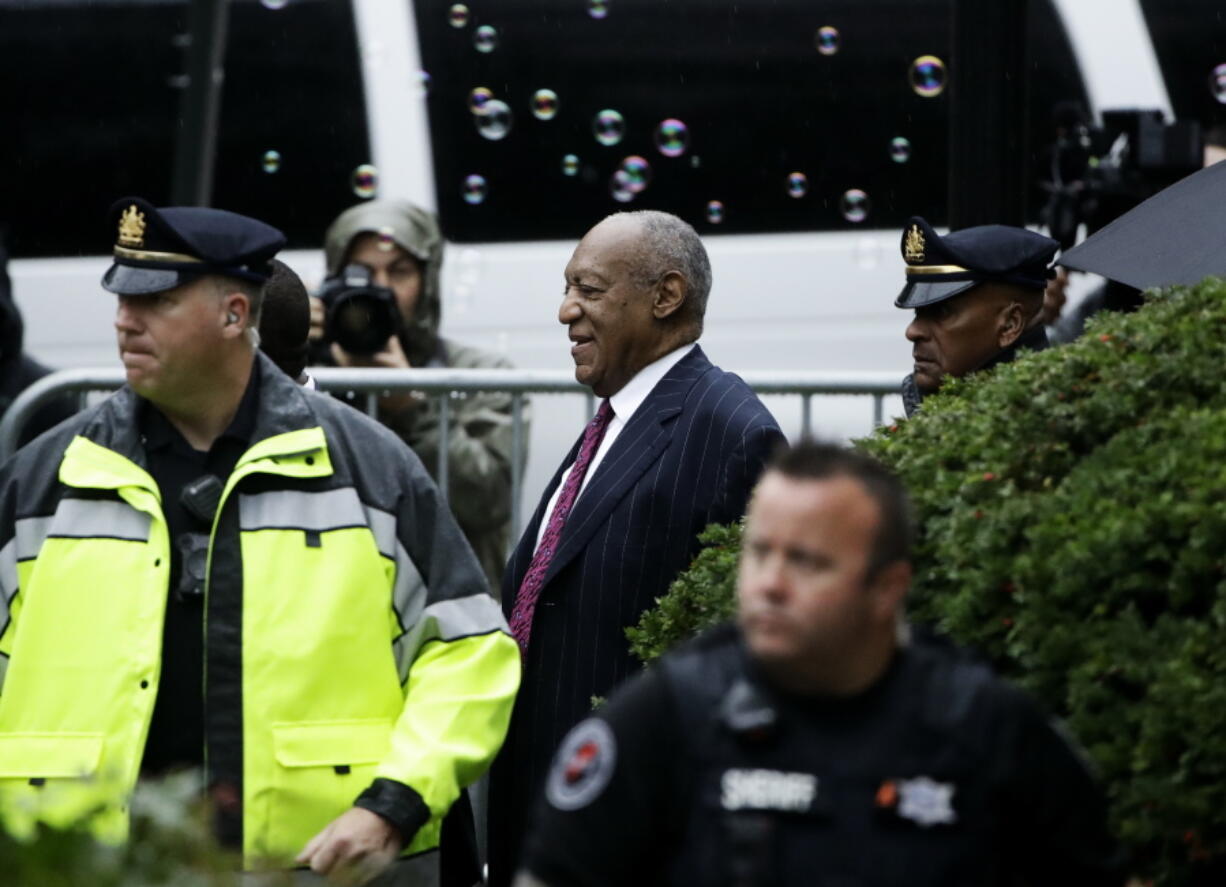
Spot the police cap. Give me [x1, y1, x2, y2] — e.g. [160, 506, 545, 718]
[894, 216, 1058, 309]
[101, 196, 286, 296]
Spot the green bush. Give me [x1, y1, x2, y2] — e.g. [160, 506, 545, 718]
[0, 773, 285, 886]
[630, 278, 1226, 883]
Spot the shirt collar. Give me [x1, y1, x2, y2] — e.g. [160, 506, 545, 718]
[608, 342, 697, 423]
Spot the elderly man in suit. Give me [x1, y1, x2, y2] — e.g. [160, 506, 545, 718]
[487, 210, 785, 884]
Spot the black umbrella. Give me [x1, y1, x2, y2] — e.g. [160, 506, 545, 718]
[1058, 160, 1226, 289]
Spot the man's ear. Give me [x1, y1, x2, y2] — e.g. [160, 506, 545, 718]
[221, 291, 251, 338]
[996, 300, 1026, 349]
[652, 270, 687, 320]
[869, 560, 911, 621]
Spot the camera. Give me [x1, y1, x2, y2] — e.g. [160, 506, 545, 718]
[1041, 106, 1202, 250]
[316, 264, 402, 355]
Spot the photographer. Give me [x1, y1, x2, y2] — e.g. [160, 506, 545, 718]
[313, 200, 526, 593]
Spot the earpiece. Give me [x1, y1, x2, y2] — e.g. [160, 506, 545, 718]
[227, 311, 240, 324]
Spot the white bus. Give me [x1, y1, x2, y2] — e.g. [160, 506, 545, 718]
[4, 0, 1214, 507]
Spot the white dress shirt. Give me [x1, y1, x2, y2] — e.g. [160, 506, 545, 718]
[533, 342, 697, 553]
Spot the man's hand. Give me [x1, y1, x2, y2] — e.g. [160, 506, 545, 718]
[296, 806, 403, 886]
[330, 335, 422, 414]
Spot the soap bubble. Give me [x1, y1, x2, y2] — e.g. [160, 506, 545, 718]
[1211, 63, 1226, 103]
[260, 0, 289, 9]
[593, 109, 626, 146]
[910, 55, 947, 98]
[705, 200, 725, 224]
[261, 150, 281, 174]
[351, 164, 379, 199]
[610, 171, 636, 203]
[468, 86, 495, 114]
[654, 118, 689, 157]
[474, 99, 512, 140]
[448, 4, 469, 28]
[532, 89, 559, 120]
[815, 26, 840, 56]
[463, 174, 488, 205]
[588, 0, 609, 19]
[562, 154, 580, 176]
[786, 172, 808, 198]
[376, 226, 396, 252]
[840, 189, 871, 223]
[618, 155, 652, 193]
[889, 136, 912, 163]
[474, 25, 499, 53]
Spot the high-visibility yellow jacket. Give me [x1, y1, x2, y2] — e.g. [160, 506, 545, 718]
[0, 355, 520, 878]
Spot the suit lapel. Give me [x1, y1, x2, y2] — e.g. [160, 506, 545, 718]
[542, 347, 713, 585]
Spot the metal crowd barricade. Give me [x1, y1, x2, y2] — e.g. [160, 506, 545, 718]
[0, 367, 901, 543]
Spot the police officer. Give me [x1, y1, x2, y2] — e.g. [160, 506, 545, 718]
[515, 441, 1124, 887]
[896, 216, 1058, 416]
[0, 198, 519, 886]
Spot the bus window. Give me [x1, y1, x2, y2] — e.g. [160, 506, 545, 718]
[213, 0, 370, 249]
[1, 0, 368, 258]
[1140, 0, 1226, 129]
[413, 0, 1085, 242]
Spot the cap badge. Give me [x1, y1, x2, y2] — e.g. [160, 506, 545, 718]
[904, 224, 926, 264]
[118, 205, 147, 248]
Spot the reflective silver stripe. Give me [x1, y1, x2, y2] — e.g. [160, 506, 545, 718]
[362, 504, 397, 560]
[1, 516, 52, 605]
[392, 540, 428, 633]
[393, 594, 509, 682]
[49, 499, 150, 542]
[239, 488, 369, 533]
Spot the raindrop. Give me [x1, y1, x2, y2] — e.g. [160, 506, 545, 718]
[588, 0, 609, 19]
[351, 164, 379, 199]
[474, 99, 513, 140]
[889, 136, 912, 163]
[593, 109, 626, 147]
[786, 172, 809, 198]
[376, 227, 396, 252]
[468, 86, 495, 114]
[815, 25, 840, 56]
[562, 154, 581, 176]
[474, 25, 499, 53]
[448, 4, 469, 28]
[260, 0, 289, 9]
[910, 55, 947, 98]
[654, 118, 689, 157]
[261, 150, 281, 174]
[1211, 63, 1226, 104]
[416, 71, 432, 98]
[619, 155, 652, 193]
[840, 189, 871, 223]
[463, 174, 488, 205]
[705, 200, 725, 224]
[532, 89, 559, 121]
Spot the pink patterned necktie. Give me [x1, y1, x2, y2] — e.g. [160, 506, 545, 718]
[509, 399, 615, 655]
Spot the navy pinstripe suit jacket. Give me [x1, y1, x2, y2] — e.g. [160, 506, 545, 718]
[488, 345, 784, 882]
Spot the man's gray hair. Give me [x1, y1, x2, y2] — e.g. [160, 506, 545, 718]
[211, 275, 264, 348]
[621, 210, 712, 335]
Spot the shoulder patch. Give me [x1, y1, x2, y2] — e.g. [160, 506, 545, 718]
[545, 718, 617, 811]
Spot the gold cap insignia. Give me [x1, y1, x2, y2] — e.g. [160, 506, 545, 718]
[904, 224, 926, 264]
[117, 205, 146, 248]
